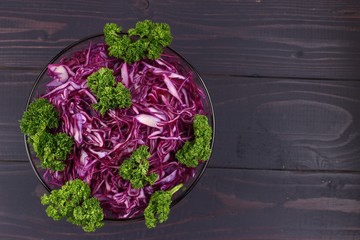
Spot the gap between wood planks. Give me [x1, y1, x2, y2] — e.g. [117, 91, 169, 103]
[208, 165, 360, 174]
[3, 160, 360, 175]
[202, 73, 360, 82]
[5, 66, 359, 82]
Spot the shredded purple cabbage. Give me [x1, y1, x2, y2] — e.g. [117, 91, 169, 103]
[40, 42, 207, 219]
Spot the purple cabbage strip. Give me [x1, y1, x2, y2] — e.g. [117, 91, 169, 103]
[41, 42, 206, 219]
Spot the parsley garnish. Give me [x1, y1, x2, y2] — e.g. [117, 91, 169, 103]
[20, 98, 59, 136]
[144, 184, 183, 228]
[175, 114, 212, 167]
[104, 20, 172, 63]
[41, 179, 104, 232]
[119, 145, 158, 189]
[87, 67, 132, 115]
[20, 98, 74, 171]
[31, 131, 73, 171]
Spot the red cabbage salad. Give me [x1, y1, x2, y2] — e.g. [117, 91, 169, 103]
[44, 41, 207, 217]
[21, 20, 213, 231]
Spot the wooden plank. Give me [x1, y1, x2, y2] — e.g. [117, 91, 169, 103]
[0, 70, 37, 161]
[4, 70, 360, 171]
[0, 1, 148, 70]
[1, 0, 360, 79]
[0, 162, 359, 239]
[152, 0, 360, 80]
[208, 75, 360, 171]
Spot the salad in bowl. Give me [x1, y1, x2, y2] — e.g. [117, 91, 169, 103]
[20, 20, 214, 232]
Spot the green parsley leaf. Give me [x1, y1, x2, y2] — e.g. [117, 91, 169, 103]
[41, 179, 104, 232]
[87, 68, 132, 115]
[119, 145, 158, 189]
[31, 131, 73, 171]
[68, 198, 104, 232]
[87, 67, 115, 95]
[20, 98, 59, 136]
[104, 20, 172, 63]
[94, 83, 132, 115]
[144, 184, 183, 228]
[104, 23, 122, 47]
[20, 97, 74, 171]
[175, 114, 212, 167]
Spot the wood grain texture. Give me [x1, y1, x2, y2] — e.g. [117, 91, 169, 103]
[1, 0, 360, 79]
[1, 162, 359, 240]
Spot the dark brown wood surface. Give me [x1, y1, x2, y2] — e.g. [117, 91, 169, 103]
[1, 0, 360, 239]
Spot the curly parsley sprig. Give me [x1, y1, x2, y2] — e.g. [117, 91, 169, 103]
[119, 145, 158, 189]
[41, 179, 104, 232]
[175, 114, 212, 167]
[31, 131, 73, 171]
[20, 98, 74, 172]
[20, 98, 59, 136]
[144, 184, 183, 228]
[104, 20, 173, 63]
[87, 67, 132, 115]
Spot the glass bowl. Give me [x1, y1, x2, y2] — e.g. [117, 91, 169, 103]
[25, 34, 215, 221]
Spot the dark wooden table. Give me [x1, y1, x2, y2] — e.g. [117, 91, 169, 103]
[1, 0, 360, 239]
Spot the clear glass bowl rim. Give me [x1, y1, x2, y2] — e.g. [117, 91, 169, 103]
[24, 33, 216, 222]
